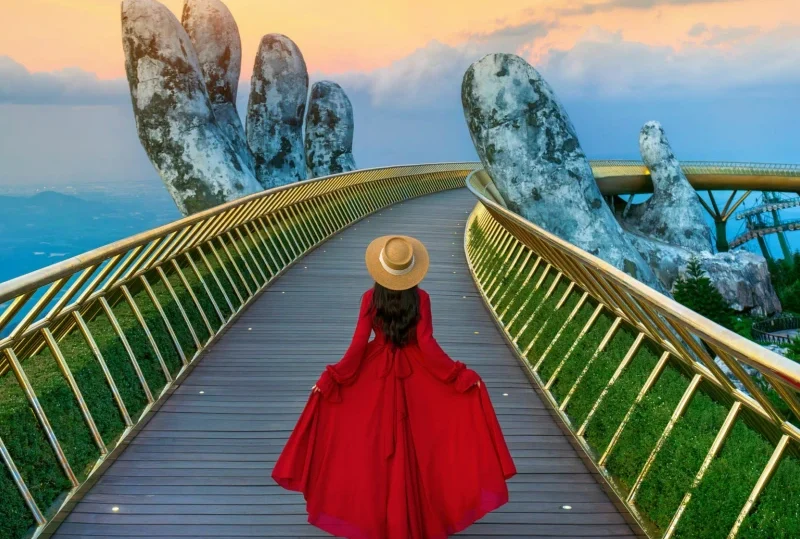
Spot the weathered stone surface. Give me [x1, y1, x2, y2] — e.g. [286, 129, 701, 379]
[461, 53, 666, 293]
[629, 233, 782, 315]
[246, 34, 308, 188]
[121, 0, 260, 216]
[304, 81, 356, 178]
[619, 121, 714, 252]
[181, 0, 255, 174]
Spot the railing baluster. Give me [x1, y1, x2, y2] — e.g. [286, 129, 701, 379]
[4, 347, 79, 486]
[185, 253, 226, 325]
[217, 236, 254, 298]
[120, 285, 173, 383]
[513, 273, 563, 343]
[521, 282, 575, 357]
[663, 401, 742, 538]
[545, 303, 605, 390]
[206, 242, 245, 306]
[225, 231, 261, 290]
[172, 259, 216, 336]
[42, 327, 107, 453]
[99, 297, 154, 403]
[140, 275, 187, 366]
[532, 291, 588, 371]
[234, 228, 269, 284]
[73, 310, 133, 427]
[265, 214, 296, 263]
[0, 434, 46, 525]
[505, 264, 552, 329]
[727, 434, 790, 538]
[560, 317, 623, 411]
[599, 351, 671, 466]
[627, 374, 702, 503]
[577, 332, 645, 436]
[156, 267, 202, 351]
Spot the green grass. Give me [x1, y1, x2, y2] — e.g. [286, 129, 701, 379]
[522, 288, 581, 366]
[536, 299, 597, 383]
[564, 325, 637, 428]
[468, 218, 800, 538]
[550, 312, 614, 402]
[604, 364, 689, 491]
[583, 345, 661, 455]
[0, 372, 73, 539]
[0, 188, 378, 539]
[0, 239, 265, 539]
[515, 279, 569, 353]
[635, 392, 729, 532]
[739, 454, 800, 538]
[674, 420, 774, 538]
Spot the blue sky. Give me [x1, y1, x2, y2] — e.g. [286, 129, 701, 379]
[0, 0, 798, 257]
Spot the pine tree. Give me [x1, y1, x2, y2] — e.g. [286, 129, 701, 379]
[674, 257, 734, 329]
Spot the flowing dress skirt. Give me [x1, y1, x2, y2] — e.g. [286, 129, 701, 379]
[272, 340, 517, 539]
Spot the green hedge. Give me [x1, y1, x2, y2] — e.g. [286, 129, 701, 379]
[0, 241, 261, 539]
[468, 219, 800, 538]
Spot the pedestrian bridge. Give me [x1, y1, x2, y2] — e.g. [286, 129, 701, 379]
[1, 163, 799, 539]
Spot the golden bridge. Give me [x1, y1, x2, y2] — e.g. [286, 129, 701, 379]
[1, 162, 799, 539]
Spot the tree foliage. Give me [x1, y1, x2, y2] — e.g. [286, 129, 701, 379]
[768, 252, 800, 314]
[674, 257, 734, 329]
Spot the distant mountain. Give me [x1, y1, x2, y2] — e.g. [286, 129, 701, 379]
[0, 190, 179, 282]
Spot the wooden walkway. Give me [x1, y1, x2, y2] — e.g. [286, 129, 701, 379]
[52, 189, 634, 538]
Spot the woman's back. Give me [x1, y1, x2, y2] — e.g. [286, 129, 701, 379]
[368, 283, 422, 348]
[272, 235, 516, 538]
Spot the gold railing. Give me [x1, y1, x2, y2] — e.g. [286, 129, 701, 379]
[591, 160, 800, 195]
[0, 163, 475, 539]
[464, 168, 800, 539]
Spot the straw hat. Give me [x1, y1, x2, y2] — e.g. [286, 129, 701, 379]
[365, 235, 429, 290]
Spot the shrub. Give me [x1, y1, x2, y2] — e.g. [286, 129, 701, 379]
[674, 257, 734, 329]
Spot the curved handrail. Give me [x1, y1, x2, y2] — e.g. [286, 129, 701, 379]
[0, 163, 476, 539]
[464, 166, 800, 538]
[0, 162, 477, 304]
[466, 168, 800, 396]
[591, 160, 800, 195]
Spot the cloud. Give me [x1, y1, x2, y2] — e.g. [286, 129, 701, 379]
[0, 56, 128, 105]
[324, 23, 800, 107]
[703, 25, 760, 45]
[688, 22, 708, 36]
[558, 0, 727, 16]
[541, 25, 800, 98]
[327, 20, 553, 109]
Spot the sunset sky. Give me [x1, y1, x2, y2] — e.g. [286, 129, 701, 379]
[1, 0, 799, 191]
[3, 0, 798, 78]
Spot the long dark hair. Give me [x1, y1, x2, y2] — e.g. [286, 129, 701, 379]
[371, 282, 420, 348]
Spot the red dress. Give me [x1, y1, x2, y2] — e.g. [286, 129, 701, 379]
[272, 287, 517, 538]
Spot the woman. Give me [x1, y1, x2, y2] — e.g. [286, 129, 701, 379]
[272, 235, 516, 538]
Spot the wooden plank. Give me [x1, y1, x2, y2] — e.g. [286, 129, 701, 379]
[53, 190, 631, 538]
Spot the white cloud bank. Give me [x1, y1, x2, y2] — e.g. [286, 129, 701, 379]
[331, 23, 800, 107]
[2, 21, 798, 108]
[0, 56, 128, 105]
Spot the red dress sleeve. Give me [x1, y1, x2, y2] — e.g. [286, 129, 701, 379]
[315, 289, 374, 402]
[416, 289, 481, 392]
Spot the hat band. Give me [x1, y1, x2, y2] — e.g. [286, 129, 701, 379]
[379, 250, 415, 276]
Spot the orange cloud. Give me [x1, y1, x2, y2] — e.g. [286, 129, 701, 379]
[0, 0, 796, 80]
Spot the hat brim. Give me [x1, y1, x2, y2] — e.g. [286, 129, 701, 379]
[365, 235, 429, 291]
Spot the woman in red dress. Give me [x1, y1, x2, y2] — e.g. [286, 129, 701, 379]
[272, 235, 517, 538]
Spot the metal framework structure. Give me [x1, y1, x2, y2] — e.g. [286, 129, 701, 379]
[1, 159, 799, 539]
[591, 160, 800, 252]
[0, 163, 475, 538]
[731, 194, 800, 255]
[464, 168, 800, 539]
